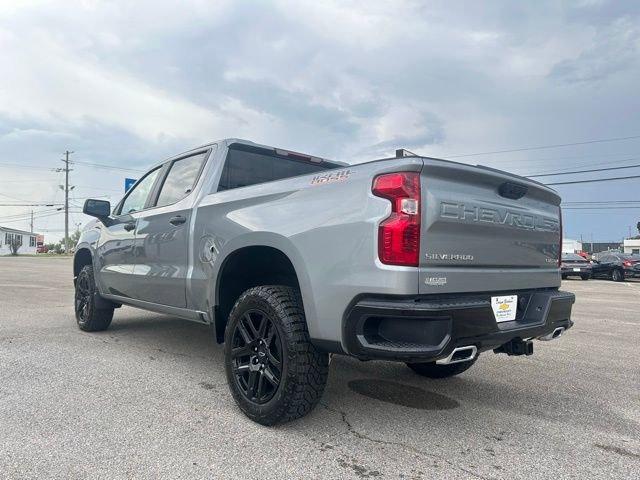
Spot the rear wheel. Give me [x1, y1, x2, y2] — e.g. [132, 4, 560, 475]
[406, 357, 478, 379]
[611, 269, 624, 282]
[75, 265, 114, 332]
[224, 285, 329, 425]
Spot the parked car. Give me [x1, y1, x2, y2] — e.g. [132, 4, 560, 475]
[73, 138, 575, 425]
[592, 250, 622, 261]
[561, 253, 592, 280]
[591, 253, 640, 281]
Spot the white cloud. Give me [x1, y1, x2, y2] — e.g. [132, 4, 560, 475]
[1, 0, 640, 241]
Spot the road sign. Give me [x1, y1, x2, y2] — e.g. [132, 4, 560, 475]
[125, 178, 137, 192]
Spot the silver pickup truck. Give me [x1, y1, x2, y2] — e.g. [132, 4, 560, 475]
[75, 138, 575, 425]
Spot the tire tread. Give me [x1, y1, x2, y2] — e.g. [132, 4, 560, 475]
[76, 265, 114, 332]
[224, 285, 329, 425]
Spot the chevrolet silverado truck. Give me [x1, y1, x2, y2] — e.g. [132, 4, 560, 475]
[74, 138, 575, 425]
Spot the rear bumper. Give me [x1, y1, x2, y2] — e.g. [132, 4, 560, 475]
[624, 268, 640, 278]
[342, 288, 575, 362]
[561, 266, 591, 275]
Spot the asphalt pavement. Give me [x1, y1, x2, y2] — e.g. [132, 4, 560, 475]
[1, 256, 638, 479]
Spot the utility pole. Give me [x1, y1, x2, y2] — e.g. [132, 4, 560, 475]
[57, 151, 74, 253]
[30, 210, 34, 233]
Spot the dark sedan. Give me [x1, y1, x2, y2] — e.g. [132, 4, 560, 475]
[561, 253, 592, 280]
[591, 253, 640, 282]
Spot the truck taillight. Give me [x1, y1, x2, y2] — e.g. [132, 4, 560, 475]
[558, 207, 563, 268]
[372, 172, 421, 267]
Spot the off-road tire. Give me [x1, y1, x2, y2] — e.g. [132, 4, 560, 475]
[224, 285, 329, 425]
[75, 265, 114, 332]
[611, 269, 624, 282]
[406, 357, 478, 379]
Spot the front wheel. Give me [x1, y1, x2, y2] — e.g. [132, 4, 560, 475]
[581, 274, 590, 280]
[611, 269, 624, 282]
[406, 357, 478, 379]
[75, 265, 114, 331]
[224, 285, 329, 426]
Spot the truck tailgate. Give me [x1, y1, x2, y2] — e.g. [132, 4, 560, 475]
[419, 159, 561, 294]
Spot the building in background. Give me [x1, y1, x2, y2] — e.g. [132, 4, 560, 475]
[562, 239, 582, 254]
[623, 238, 640, 255]
[0, 226, 39, 255]
[582, 242, 622, 254]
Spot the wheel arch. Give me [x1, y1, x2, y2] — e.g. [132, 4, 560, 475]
[213, 241, 313, 344]
[73, 246, 93, 283]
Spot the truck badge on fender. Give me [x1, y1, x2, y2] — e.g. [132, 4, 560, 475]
[310, 169, 351, 185]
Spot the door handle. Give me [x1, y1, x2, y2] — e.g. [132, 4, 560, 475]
[123, 222, 136, 232]
[169, 215, 187, 226]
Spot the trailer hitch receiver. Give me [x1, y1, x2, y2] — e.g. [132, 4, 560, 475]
[494, 338, 534, 356]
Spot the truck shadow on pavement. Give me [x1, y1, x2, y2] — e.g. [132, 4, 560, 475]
[98, 312, 634, 443]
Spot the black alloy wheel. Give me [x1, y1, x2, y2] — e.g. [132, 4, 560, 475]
[223, 285, 329, 425]
[75, 271, 93, 323]
[74, 265, 114, 331]
[230, 309, 283, 404]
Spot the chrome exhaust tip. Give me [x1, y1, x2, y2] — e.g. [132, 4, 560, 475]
[436, 345, 478, 365]
[538, 327, 565, 342]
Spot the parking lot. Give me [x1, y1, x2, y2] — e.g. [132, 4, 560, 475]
[1, 256, 638, 479]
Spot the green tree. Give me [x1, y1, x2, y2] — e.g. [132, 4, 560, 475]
[56, 229, 82, 253]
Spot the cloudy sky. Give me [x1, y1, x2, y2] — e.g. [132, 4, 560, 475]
[1, 0, 639, 243]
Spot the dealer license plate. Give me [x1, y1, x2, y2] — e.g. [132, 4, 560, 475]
[491, 295, 518, 322]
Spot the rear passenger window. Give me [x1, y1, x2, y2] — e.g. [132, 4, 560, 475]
[156, 152, 207, 207]
[218, 146, 329, 191]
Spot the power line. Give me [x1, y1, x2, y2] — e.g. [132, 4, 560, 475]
[41, 170, 64, 235]
[446, 134, 640, 158]
[0, 209, 81, 223]
[0, 192, 35, 203]
[546, 174, 640, 186]
[0, 210, 78, 224]
[510, 150, 640, 164]
[72, 160, 145, 173]
[517, 155, 640, 173]
[0, 160, 145, 173]
[0, 208, 63, 220]
[493, 152, 640, 170]
[529, 162, 640, 178]
[0, 203, 63, 206]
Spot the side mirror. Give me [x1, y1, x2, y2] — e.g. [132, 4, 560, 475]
[83, 199, 111, 220]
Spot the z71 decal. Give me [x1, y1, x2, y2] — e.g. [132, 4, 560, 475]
[310, 169, 352, 185]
